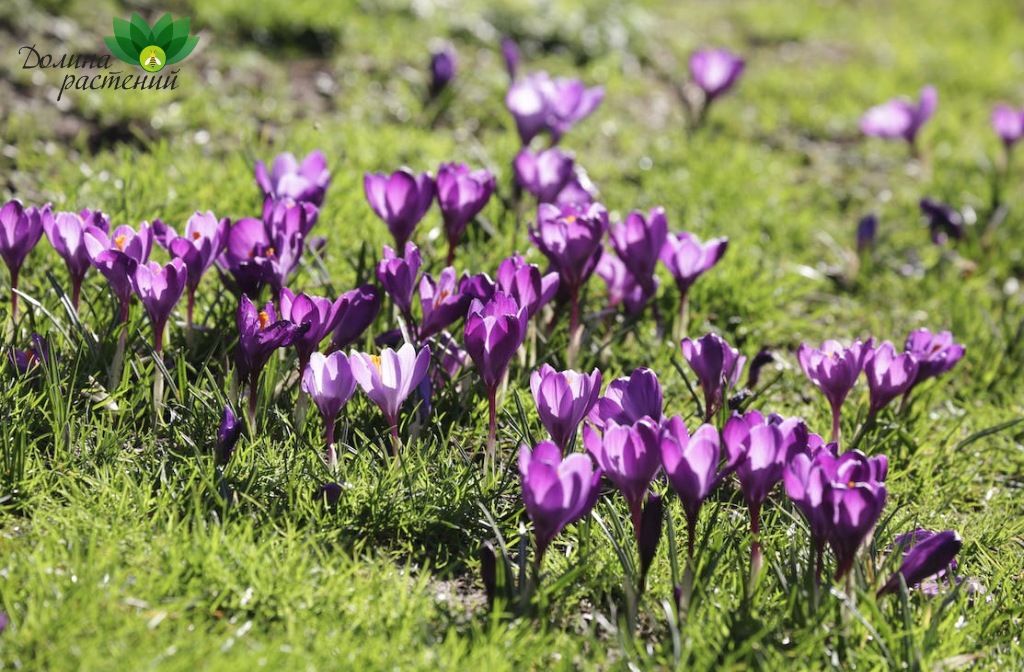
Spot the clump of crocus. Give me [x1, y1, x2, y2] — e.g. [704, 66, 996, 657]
[428, 42, 457, 98]
[863, 340, 919, 416]
[349, 342, 430, 454]
[418, 266, 474, 341]
[724, 411, 808, 587]
[495, 253, 560, 320]
[660, 419, 727, 558]
[611, 207, 668, 301]
[154, 211, 229, 329]
[660, 231, 728, 338]
[255, 150, 331, 207]
[688, 48, 745, 127]
[436, 163, 495, 265]
[464, 292, 528, 461]
[919, 198, 965, 246]
[364, 169, 436, 250]
[903, 328, 964, 394]
[588, 367, 663, 430]
[279, 288, 346, 373]
[513, 148, 575, 204]
[797, 338, 872, 444]
[681, 333, 746, 421]
[856, 214, 878, 255]
[0, 199, 48, 322]
[878, 529, 962, 596]
[131, 259, 187, 354]
[329, 285, 382, 352]
[519, 441, 602, 570]
[236, 294, 310, 427]
[584, 417, 661, 537]
[505, 71, 604, 145]
[44, 209, 109, 312]
[302, 351, 357, 468]
[216, 405, 242, 466]
[861, 85, 937, 155]
[530, 364, 601, 452]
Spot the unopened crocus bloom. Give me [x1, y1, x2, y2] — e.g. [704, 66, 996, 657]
[689, 48, 744, 118]
[501, 38, 520, 81]
[429, 43, 457, 98]
[0, 200, 48, 322]
[529, 202, 608, 336]
[861, 85, 937, 152]
[857, 214, 878, 254]
[797, 338, 872, 444]
[364, 169, 436, 250]
[377, 243, 421, 323]
[131, 259, 187, 353]
[255, 150, 331, 207]
[505, 71, 604, 145]
[85, 222, 154, 323]
[992, 104, 1024, 149]
[436, 163, 495, 265]
[350, 342, 430, 451]
[513, 148, 575, 204]
[329, 285, 382, 351]
[660, 232, 728, 336]
[588, 367, 663, 430]
[302, 351, 357, 466]
[919, 198, 965, 245]
[418, 267, 473, 341]
[530, 364, 601, 451]
[826, 477, 887, 581]
[464, 292, 529, 459]
[216, 405, 242, 465]
[154, 211, 229, 327]
[863, 340, 919, 416]
[236, 294, 310, 424]
[660, 419, 726, 557]
[262, 197, 319, 240]
[681, 333, 746, 421]
[611, 207, 668, 297]
[279, 287, 346, 372]
[879, 529, 962, 596]
[44, 209, 109, 311]
[519, 441, 602, 566]
[495, 253, 559, 319]
[595, 249, 650, 315]
[584, 417, 662, 536]
[903, 329, 964, 390]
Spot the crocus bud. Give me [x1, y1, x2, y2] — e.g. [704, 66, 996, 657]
[429, 43, 457, 98]
[878, 530, 963, 596]
[638, 492, 665, 583]
[319, 482, 345, 505]
[479, 542, 498, 607]
[919, 198, 965, 245]
[991, 104, 1024, 149]
[216, 405, 242, 465]
[857, 214, 878, 254]
[689, 48, 745, 103]
[861, 85, 937, 149]
[746, 348, 774, 389]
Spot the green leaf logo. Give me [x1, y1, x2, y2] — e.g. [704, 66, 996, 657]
[104, 13, 199, 71]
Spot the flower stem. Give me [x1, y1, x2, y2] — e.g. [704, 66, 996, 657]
[388, 418, 401, 457]
[831, 406, 842, 446]
[748, 501, 763, 595]
[325, 415, 337, 471]
[71, 278, 82, 314]
[446, 240, 457, 267]
[567, 286, 581, 369]
[247, 370, 259, 431]
[674, 289, 690, 344]
[486, 386, 498, 465]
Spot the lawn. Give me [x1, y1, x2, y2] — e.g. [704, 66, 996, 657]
[1, 0, 1023, 670]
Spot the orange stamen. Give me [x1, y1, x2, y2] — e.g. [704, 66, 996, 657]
[258, 311, 270, 330]
[192, 231, 201, 240]
[114, 234, 127, 251]
[370, 355, 382, 372]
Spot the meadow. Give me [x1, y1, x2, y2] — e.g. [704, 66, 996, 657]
[1, 0, 1023, 669]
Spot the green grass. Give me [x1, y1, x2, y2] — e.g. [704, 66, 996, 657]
[2, 0, 1024, 669]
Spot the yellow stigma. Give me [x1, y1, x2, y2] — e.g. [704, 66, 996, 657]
[370, 355, 382, 371]
[258, 311, 270, 330]
[847, 480, 855, 487]
[114, 234, 127, 251]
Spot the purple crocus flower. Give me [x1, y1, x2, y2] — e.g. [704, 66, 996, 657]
[513, 148, 575, 204]
[584, 417, 662, 535]
[329, 284, 382, 351]
[879, 529, 963, 596]
[856, 214, 878, 254]
[216, 405, 242, 465]
[377, 242, 421, 322]
[797, 338, 872, 444]
[919, 198, 965, 245]
[0, 200, 48, 322]
[595, 249, 650, 315]
[529, 202, 608, 336]
[530, 364, 602, 451]
[826, 478, 887, 580]
[7, 332, 49, 377]
[660, 418, 726, 557]
[460, 272, 497, 304]
[364, 169, 436, 250]
[903, 329, 965, 389]
[992, 104, 1024, 149]
[44, 209, 109, 311]
[610, 207, 668, 296]
[219, 217, 275, 299]
[554, 168, 598, 207]
[85, 222, 153, 323]
[588, 367, 663, 430]
[429, 43, 457, 98]
[262, 197, 319, 240]
[505, 71, 604, 145]
[863, 340, 919, 415]
[464, 292, 529, 459]
[519, 440, 602, 566]
[660, 231, 728, 333]
[302, 351, 357, 466]
[436, 163, 495, 265]
[255, 150, 331, 207]
[861, 85, 938, 151]
[495, 253, 559, 319]
[279, 287, 346, 372]
[680, 333, 746, 421]
[349, 342, 430, 452]
[418, 267, 473, 341]
[153, 211, 229, 328]
[131, 259, 187, 353]
[689, 48, 745, 105]
[501, 38, 520, 81]
[236, 294, 310, 424]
